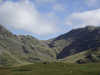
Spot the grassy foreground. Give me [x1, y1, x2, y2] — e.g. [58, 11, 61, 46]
[0, 62, 100, 75]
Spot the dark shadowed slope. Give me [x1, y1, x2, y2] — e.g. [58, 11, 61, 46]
[48, 26, 100, 63]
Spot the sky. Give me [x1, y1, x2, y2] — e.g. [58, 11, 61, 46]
[0, 0, 100, 40]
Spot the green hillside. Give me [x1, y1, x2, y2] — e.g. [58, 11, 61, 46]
[0, 25, 100, 66]
[0, 25, 56, 66]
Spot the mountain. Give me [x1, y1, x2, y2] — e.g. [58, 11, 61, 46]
[48, 26, 100, 63]
[0, 25, 56, 66]
[0, 24, 100, 66]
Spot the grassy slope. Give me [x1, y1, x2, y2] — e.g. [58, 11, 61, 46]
[0, 25, 56, 66]
[58, 49, 100, 63]
[59, 51, 88, 63]
[0, 63, 100, 75]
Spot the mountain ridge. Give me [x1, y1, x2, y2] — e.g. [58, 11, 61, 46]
[48, 25, 100, 63]
[0, 24, 100, 66]
[0, 24, 56, 66]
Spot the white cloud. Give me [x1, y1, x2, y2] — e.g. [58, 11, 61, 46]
[35, 0, 56, 4]
[53, 4, 65, 12]
[65, 9, 100, 29]
[0, 0, 58, 35]
[85, 0, 99, 6]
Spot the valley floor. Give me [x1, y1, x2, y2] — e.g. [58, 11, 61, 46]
[0, 62, 100, 75]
